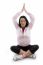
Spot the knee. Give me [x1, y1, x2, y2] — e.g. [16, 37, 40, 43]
[10, 46, 14, 51]
[35, 45, 39, 50]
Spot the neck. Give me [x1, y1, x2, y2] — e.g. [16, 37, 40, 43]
[22, 27, 25, 32]
[22, 27, 25, 29]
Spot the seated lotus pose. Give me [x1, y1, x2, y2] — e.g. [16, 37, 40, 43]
[10, 4, 39, 61]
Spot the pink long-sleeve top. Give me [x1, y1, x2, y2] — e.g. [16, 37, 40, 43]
[13, 12, 35, 46]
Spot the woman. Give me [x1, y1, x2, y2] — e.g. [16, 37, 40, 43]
[10, 4, 39, 61]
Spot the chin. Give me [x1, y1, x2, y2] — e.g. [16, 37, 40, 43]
[21, 25, 26, 28]
[22, 27, 25, 28]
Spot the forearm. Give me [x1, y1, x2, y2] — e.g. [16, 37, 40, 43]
[12, 11, 21, 28]
[25, 11, 34, 22]
[26, 11, 35, 29]
[13, 11, 21, 21]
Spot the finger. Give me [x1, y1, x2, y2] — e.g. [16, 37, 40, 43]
[24, 3, 25, 7]
[23, 3, 25, 9]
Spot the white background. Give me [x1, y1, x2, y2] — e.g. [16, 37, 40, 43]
[0, 0, 43, 65]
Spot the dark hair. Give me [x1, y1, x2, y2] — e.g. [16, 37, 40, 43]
[18, 16, 29, 28]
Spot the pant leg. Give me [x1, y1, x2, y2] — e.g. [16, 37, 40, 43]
[28, 45, 39, 54]
[10, 45, 20, 54]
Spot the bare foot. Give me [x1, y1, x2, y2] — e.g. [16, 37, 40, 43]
[22, 50, 32, 58]
[26, 50, 32, 57]
[19, 49, 32, 58]
[19, 49, 28, 58]
[19, 49, 26, 55]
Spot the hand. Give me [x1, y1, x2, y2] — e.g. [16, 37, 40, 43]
[20, 3, 28, 15]
[21, 3, 25, 12]
[22, 3, 28, 13]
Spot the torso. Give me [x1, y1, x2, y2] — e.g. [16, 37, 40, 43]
[16, 27, 31, 46]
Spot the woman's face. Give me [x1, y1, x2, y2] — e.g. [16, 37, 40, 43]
[20, 18, 26, 28]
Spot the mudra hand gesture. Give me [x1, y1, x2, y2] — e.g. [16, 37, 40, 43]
[21, 3, 28, 13]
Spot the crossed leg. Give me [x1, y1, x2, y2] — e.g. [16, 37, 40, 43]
[10, 45, 39, 58]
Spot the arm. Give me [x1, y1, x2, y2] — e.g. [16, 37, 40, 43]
[13, 11, 21, 29]
[13, 4, 25, 29]
[26, 12, 35, 29]
[23, 4, 35, 29]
